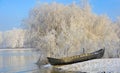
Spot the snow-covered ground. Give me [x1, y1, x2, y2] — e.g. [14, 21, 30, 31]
[44, 58, 120, 73]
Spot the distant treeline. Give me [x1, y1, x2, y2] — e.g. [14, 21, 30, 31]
[0, 29, 26, 48]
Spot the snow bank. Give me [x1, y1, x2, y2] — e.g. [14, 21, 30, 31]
[43, 64, 52, 68]
[53, 59, 120, 73]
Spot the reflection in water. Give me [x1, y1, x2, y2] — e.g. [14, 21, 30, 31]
[0, 49, 39, 73]
[0, 49, 84, 73]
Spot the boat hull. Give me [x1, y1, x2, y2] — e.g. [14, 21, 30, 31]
[47, 49, 105, 66]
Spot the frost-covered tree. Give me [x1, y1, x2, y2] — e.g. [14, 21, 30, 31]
[0, 32, 3, 47]
[3, 29, 26, 48]
[24, 2, 120, 64]
[115, 17, 120, 38]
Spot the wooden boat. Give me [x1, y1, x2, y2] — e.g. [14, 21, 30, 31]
[47, 48, 105, 66]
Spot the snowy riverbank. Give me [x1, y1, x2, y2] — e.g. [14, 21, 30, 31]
[43, 58, 120, 73]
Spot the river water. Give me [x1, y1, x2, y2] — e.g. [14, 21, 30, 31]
[0, 49, 83, 73]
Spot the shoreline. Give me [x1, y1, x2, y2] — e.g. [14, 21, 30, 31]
[43, 58, 120, 73]
[0, 48, 34, 51]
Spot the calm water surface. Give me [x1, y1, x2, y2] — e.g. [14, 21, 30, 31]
[0, 49, 82, 73]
